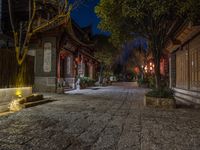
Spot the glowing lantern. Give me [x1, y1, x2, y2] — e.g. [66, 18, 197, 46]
[75, 57, 79, 62]
[144, 66, 148, 73]
[150, 67, 153, 71]
[76, 56, 82, 63]
[134, 67, 139, 74]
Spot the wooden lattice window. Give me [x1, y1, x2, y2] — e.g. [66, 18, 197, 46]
[176, 48, 189, 89]
[189, 48, 200, 91]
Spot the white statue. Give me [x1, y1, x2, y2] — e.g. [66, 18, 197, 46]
[76, 78, 80, 90]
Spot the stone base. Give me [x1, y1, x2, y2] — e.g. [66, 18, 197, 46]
[56, 87, 64, 94]
[173, 88, 200, 104]
[33, 84, 56, 93]
[144, 96, 175, 109]
[34, 77, 56, 93]
[65, 78, 75, 89]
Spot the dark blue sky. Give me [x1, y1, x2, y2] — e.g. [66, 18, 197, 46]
[71, 0, 109, 35]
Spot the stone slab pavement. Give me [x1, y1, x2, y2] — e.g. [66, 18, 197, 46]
[0, 83, 200, 150]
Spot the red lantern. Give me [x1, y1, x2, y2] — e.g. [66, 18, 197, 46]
[75, 57, 79, 62]
[134, 67, 139, 74]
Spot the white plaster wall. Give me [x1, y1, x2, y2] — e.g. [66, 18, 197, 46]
[0, 87, 32, 104]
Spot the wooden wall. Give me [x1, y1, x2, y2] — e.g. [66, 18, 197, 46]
[0, 49, 34, 88]
[175, 34, 200, 91]
[189, 34, 200, 91]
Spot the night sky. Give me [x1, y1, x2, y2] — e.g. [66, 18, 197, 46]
[70, 0, 109, 35]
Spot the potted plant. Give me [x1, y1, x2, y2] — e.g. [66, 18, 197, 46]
[144, 88, 175, 109]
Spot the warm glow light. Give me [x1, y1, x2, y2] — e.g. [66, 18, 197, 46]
[150, 67, 153, 71]
[16, 89, 22, 98]
[0, 87, 32, 112]
[150, 62, 152, 66]
[134, 67, 139, 74]
[144, 66, 148, 70]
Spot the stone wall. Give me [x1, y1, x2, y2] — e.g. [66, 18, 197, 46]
[30, 36, 57, 92]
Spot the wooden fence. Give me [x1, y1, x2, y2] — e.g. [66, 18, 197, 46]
[0, 49, 34, 88]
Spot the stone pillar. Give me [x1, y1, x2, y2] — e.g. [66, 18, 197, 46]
[170, 53, 176, 88]
[89, 64, 93, 79]
[64, 56, 68, 78]
[80, 55, 85, 77]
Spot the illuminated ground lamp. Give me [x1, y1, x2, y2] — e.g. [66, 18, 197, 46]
[16, 89, 22, 98]
[9, 89, 25, 112]
[6, 87, 32, 112]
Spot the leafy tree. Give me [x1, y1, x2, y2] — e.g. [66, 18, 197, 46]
[95, 0, 199, 88]
[178, 0, 200, 25]
[94, 35, 116, 80]
[8, 0, 88, 65]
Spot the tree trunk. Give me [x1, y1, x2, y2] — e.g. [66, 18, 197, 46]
[99, 62, 104, 84]
[154, 58, 161, 89]
[151, 40, 162, 89]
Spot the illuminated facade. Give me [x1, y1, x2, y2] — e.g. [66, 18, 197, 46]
[0, 0, 99, 93]
[166, 21, 200, 104]
[28, 8, 99, 92]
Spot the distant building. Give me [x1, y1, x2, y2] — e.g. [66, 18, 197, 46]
[166, 21, 200, 104]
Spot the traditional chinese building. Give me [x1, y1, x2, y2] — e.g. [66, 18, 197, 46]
[27, 2, 99, 93]
[0, 0, 99, 93]
[166, 21, 200, 104]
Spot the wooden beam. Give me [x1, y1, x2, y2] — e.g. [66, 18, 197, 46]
[172, 39, 182, 45]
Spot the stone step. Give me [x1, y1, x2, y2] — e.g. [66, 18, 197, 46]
[64, 88, 73, 92]
[0, 103, 9, 113]
[24, 99, 53, 108]
[26, 94, 43, 103]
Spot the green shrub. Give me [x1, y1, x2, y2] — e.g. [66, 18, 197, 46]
[146, 88, 174, 99]
[138, 75, 155, 88]
[148, 76, 155, 88]
[138, 77, 149, 85]
[79, 77, 95, 88]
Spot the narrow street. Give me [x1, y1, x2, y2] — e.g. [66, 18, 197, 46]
[0, 83, 200, 150]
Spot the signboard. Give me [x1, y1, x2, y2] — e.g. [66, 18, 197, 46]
[78, 63, 85, 77]
[67, 56, 71, 75]
[43, 42, 52, 72]
[89, 65, 93, 79]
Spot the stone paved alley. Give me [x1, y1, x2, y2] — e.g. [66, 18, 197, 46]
[1, 83, 200, 150]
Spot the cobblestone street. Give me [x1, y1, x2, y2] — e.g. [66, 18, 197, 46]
[1, 83, 200, 150]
